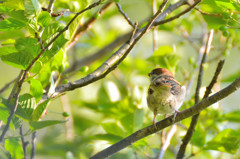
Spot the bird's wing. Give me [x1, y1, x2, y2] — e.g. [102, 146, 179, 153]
[154, 75, 182, 95]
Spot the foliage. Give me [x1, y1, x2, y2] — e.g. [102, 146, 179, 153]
[0, 0, 240, 158]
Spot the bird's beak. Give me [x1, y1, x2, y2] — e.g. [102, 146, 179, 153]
[148, 73, 151, 76]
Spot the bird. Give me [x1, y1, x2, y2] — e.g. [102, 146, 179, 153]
[147, 68, 186, 127]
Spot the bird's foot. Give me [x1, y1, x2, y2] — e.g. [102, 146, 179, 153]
[152, 119, 157, 129]
[171, 110, 179, 123]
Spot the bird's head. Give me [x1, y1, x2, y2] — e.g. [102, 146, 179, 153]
[148, 68, 173, 81]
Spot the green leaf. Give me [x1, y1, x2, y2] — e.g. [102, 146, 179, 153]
[16, 94, 36, 121]
[120, 113, 134, 134]
[30, 61, 42, 74]
[0, 18, 26, 31]
[51, 49, 67, 72]
[37, 11, 51, 27]
[152, 45, 173, 56]
[15, 37, 40, 57]
[224, 111, 240, 122]
[1, 52, 34, 69]
[0, 6, 12, 13]
[101, 122, 125, 137]
[31, 99, 50, 121]
[191, 123, 206, 147]
[29, 120, 65, 131]
[30, 79, 43, 103]
[1, 39, 15, 45]
[5, 138, 24, 159]
[1, 0, 24, 10]
[133, 109, 144, 131]
[0, 103, 15, 130]
[0, 46, 18, 56]
[40, 33, 69, 63]
[204, 129, 240, 154]
[24, 0, 41, 18]
[202, 15, 226, 29]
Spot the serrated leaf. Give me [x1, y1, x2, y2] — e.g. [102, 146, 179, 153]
[51, 49, 67, 72]
[202, 15, 226, 29]
[30, 79, 43, 103]
[1, 0, 24, 10]
[30, 61, 42, 74]
[101, 122, 125, 137]
[1, 52, 34, 69]
[29, 120, 65, 131]
[16, 94, 36, 121]
[204, 129, 240, 154]
[31, 99, 50, 121]
[24, 0, 41, 18]
[15, 37, 40, 57]
[0, 6, 12, 13]
[0, 18, 26, 31]
[0, 46, 18, 56]
[37, 11, 51, 27]
[5, 138, 24, 159]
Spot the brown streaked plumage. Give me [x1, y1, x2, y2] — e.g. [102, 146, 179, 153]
[147, 68, 186, 127]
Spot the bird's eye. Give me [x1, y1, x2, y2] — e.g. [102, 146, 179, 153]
[148, 88, 154, 94]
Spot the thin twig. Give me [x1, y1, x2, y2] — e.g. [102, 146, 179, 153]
[176, 30, 214, 159]
[20, 126, 28, 159]
[153, 0, 201, 26]
[115, 2, 135, 28]
[30, 131, 37, 159]
[0, 77, 17, 95]
[0, 0, 103, 142]
[157, 124, 177, 159]
[66, 2, 114, 51]
[90, 73, 240, 159]
[152, 0, 158, 51]
[47, 0, 56, 13]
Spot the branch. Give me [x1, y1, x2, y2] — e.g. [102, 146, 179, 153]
[66, 2, 114, 51]
[115, 2, 135, 28]
[20, 126, 28, 159]
[0, 77, 17, 95]
[157, 124, 177, 159]
[0, 0, 103, 142]
[47, 0, 56, 13]
[52, 0, 194, 97]
[64, 32, 131, 75]
[30, 131, 37, 159]
[177, 29, 214, 159]
[90, 72, 239, 159]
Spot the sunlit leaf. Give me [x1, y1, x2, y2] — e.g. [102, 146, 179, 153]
[204, 129, 240, 154]
[16, 94, 36, 121]
[0, 46, 18, 56]
[0, 103, 15, 130]
[29, 120, 65, 131]
[224, 111, 240, 122]
[31, 99, 50, 121]
[0, 18, 26, 31]
[5, 138, 24, 159]
[24, 0, 41, 18]
[133, 109, 144, 131]
[30, 79, 43, 103]
[191, 123, 206, 147]
[101, 122, 125, 137]
[1, 0, 24, 10]
[37, 11, 51, 27]
[202, 15, 226, 29]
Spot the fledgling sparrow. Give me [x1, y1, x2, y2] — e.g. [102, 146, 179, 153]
[147, 68, 186, 127]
